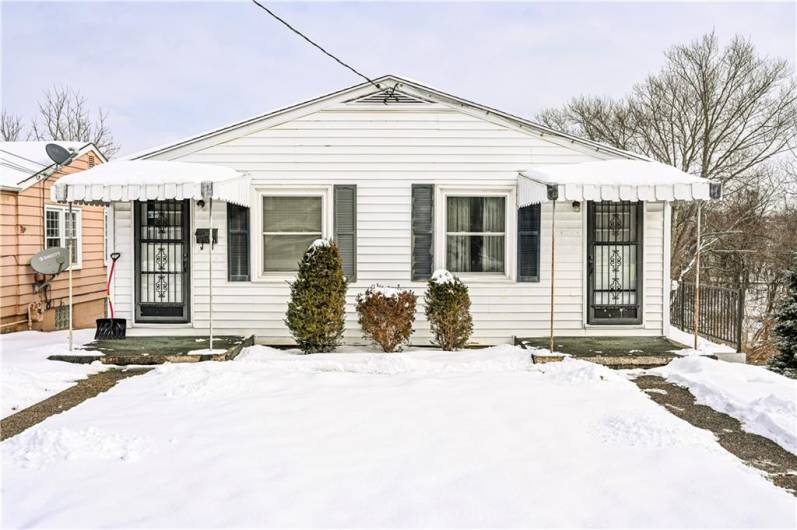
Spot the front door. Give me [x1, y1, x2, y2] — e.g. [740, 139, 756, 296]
[135, 200, 190, 323]
[587, 201, 643, 325]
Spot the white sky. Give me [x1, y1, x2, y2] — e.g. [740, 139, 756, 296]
[2, 1, 795, 156]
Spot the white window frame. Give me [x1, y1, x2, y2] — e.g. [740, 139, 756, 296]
[252, 186, 333, 281]
[435, 186, 516, 282]
[44, 205, 83, 270]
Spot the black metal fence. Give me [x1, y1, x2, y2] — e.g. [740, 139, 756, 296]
[670, 282, 744, 352]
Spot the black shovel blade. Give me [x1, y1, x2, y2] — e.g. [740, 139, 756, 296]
[95, 318, 127, 340]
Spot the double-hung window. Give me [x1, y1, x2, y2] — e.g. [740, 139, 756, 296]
[262, 195, 323, 272]
[45, 206, 81, 268]
[446, 196, 506, 273]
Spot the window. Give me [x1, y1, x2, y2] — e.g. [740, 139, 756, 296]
[446, 196, 506, 273]
[45, 206, 81, 267]
[262, 196, 323, 272]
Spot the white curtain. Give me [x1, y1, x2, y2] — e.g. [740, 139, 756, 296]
[446, 197, 505, 273]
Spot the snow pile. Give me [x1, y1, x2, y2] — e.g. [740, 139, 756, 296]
[430, 269, 455, 284]
[596, 413, 715, 449]
[5, 427, 150, 469]
[0, 330, 104, 418]
[668, 327, 735, 356]
[536, 357, 627, 384]
[185, 348, 228, 355]
[309, 238, 330, 249]
[3, 345, 795, 527]
[652, 356, 797, 454]
[368, 285, 402, 298]
[235, 344, 533, 375]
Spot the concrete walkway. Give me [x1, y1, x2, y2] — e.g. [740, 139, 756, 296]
[1, 368, 152, 441]
[634, 375, 797, 496]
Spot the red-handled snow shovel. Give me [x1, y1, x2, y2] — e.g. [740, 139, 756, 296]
[95, 252, 126, 339]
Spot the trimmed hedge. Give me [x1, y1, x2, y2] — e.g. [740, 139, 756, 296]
[285, 240, 347, 353]
[424, 270, 473, 351]
[356, 286, 417, 352]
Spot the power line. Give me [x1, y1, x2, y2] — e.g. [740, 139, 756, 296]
[249, 0, 380, 89]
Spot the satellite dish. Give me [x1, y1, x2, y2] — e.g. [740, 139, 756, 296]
[30, 247, 69, 275]
[45, 143, 74, 166]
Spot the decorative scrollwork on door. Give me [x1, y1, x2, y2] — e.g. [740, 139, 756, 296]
[588, 201, 642, 324]
[135, 200, 190, 321]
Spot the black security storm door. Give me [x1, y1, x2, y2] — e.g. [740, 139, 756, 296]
[587, 201, 643, 325]
[134, 200, 190, 323]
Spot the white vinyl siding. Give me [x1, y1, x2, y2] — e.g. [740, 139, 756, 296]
[110, 202, 133, 322]
[113, 94, 666, 344]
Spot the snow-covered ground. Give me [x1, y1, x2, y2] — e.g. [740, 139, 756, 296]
[3, 345, 795, 528]
[667, 327, 736, 356]
[0, 329, 104, 418]
[652, 356, 797, 455]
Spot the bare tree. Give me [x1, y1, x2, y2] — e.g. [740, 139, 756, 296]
[1, 111, 25, 141]
[537, 32, 797, 357]
[29, 86, 119, 157]
[537, 32, 797, 280]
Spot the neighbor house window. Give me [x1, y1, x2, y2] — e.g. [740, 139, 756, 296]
[45, 206, 81, 267]
[446, 196, 505, 273]
[262, 196, 323, 272]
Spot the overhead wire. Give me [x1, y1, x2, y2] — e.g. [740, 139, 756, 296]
[249, 0, 381, 90]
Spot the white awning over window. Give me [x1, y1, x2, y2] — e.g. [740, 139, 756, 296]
[51, 160, 250, 207]
[518, 160, 719, 207]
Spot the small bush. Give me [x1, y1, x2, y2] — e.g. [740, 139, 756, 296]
[356, 286, 417, 352]
[424, 270, 473, 351]
[285, 239, 347, 354]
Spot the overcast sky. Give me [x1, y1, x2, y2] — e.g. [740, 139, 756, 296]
[2, 1, 795, 156]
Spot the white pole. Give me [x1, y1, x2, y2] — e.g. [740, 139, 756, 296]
[208, 197, 214, 352]
[694, 201, 702, 350]
[68, 201, 74, 351]
[549, 199, 556, 353]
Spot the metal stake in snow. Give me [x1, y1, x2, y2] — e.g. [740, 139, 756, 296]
[547, 185, 558, 354]
[694, 201, 702, 350]
[68, 201, 74, 352]
[45, 145, 76, 352]
[201, 182, 214, 353]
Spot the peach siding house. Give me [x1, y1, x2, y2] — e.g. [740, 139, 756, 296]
[0, 142, 108, 332]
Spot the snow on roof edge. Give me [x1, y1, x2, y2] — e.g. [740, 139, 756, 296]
[13, 143, 106, 191]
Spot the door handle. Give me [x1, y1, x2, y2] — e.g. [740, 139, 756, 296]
[588, 255, 594, 276]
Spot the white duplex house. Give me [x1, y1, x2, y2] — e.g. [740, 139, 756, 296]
[53, 75, 718, 345]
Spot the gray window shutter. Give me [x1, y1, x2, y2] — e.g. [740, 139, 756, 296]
[227, 203, 250, 281]
[334, 185, 357, 282]
[518, 204, 540, 282]
[411, 184, 434, 281]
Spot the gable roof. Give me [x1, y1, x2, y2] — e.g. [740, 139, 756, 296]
[0, 141, 106, 191]
[129, 75, 647, 161]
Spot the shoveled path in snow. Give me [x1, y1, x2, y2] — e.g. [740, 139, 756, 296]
[1, 368, 152, 441]
[634, 375, 797, 495]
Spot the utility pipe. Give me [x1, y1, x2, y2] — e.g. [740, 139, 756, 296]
[68, 201, 73, 351]
[549, 199, 556, 353]
[693, 201, 702, 350]
[208, 196, 214, 353]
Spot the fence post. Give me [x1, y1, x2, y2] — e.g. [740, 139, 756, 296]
[680, 284, 686, 330]
[736, 286, 745, 353]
